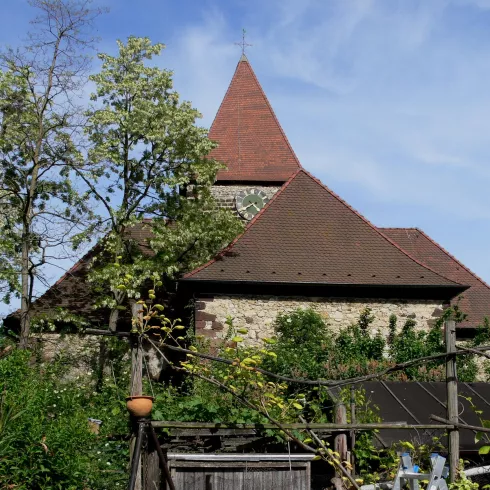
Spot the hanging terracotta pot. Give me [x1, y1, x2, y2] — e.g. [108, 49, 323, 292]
[126, 396, 154, 418]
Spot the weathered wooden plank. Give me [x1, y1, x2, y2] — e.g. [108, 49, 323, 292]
[153, 420, 430, 430]
[169, 428, 257, 436]
[170, 467, 180, 490]
[169, 461, 308, 468]
[167, 460, 311, 490]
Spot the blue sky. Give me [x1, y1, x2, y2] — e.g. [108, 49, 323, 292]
[1, 0, 490, 314]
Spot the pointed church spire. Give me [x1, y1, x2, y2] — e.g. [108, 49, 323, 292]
[209, 56, 302, 182]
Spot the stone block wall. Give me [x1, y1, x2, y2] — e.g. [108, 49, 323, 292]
[35, 333, 164, 380]
[211, 185, 282, 214]
[195, 295, 446, 346]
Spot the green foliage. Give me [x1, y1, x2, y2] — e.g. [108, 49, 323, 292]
[30, 308, 92, 333]
[449, 461, 479, 490]
[473, 316, 490, 347]
[463, 395, 490, 458]
[264, 306, 479, 382]
[0, 0, 102, 344]
[0, 345, 129, 489]
[334, 310, 385, 379]
[387, 313, 397, 346]
[79, 36, 242, 316]
[269, 308, 334, 379]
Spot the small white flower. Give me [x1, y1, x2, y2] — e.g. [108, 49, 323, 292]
[107, 462, 111, 465]
[105, 442, 109, 447]
[97, 451, 101, 454]
[52, 404, 56, 408]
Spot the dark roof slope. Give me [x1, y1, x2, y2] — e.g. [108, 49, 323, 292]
[380, 228, 490, 328]
[4, 222, 154, 327]
[332, 381, 490, 452]
[184, 170, 465, 291]
[210, 55, 301, 183]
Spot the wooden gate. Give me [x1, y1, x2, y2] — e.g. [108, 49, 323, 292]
[166, 454, 313, 490]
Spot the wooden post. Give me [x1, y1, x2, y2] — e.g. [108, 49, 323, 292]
[130, 301, 144, 490]
[350, 385, 356, 476]
[142, 439, 160, 490]
[130, 301, 143, 397]
[445, 319, 459, 482]
[333, 401, 349, 489]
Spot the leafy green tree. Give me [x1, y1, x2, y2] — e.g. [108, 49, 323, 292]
[265, 308, 334, 379]
[76, 37, 242, 330]
[0, 0, 104, 347]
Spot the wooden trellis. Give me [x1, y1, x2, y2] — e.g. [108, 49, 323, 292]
[84, 320, 480, 490]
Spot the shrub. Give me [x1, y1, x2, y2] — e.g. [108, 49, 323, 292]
[0, 343, 129, 489]
[266, 308, 334, 379]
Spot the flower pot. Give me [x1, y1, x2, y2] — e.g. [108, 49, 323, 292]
[126, 396, 154, 418]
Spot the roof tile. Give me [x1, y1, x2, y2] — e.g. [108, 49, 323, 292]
[209, 56, 301, 182]
[185, 170, 464, 288]
[380, 228, 490, 328]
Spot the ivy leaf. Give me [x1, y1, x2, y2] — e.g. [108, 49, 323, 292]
[479, 445, 490, 455]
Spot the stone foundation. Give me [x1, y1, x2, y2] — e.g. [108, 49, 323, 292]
[195, 295, 446, 346]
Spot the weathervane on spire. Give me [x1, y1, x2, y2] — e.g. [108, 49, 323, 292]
[235, 28, 252, 56]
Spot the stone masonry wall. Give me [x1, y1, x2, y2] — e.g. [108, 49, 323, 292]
[195, 295, 446, 346]
[36, 333, 164, 380]
[211, 185, 281, 214]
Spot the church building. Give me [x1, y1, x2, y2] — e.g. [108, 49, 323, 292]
[180, 55, 490, 342]
[7, 55, 490, 343]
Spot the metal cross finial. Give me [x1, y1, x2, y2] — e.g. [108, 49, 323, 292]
[235, 28, 252, 56]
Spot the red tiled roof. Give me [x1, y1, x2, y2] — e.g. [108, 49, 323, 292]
[210, 55, 302, 183]
[380, 228, 490, 328]
[184, 169, 464, 289]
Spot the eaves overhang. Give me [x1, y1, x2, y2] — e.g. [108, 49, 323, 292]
[179, 279, 468, 301]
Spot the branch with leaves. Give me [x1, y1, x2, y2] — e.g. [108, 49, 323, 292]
[0, 0, 105, 347]
[74, 36, 242, 331]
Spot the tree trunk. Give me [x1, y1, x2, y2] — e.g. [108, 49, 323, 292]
[108, 308, 119, 332]
[108, 290, 126, 332]
[19, 227, 30, 349]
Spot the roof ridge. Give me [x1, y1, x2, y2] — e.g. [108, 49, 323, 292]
[297, 169, 464, 287]
[183, 169, 302, 279]
[414, 228, 490, 291]
[379, 227, 418, 231]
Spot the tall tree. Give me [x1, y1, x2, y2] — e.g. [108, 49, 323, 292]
[0, 0, 105, 347]
[78, 37, 242, 331]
